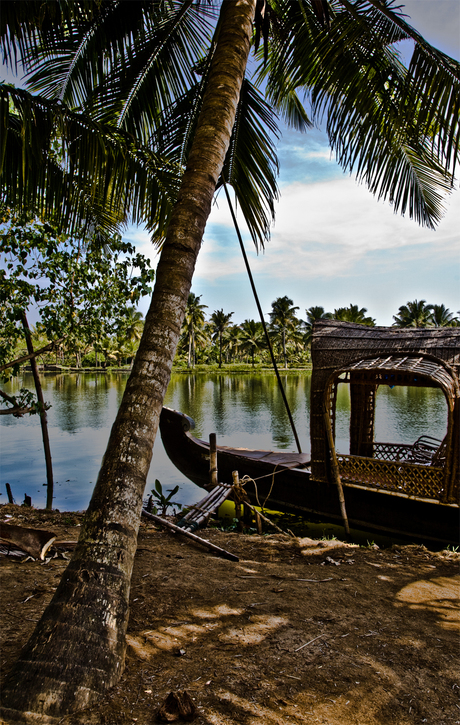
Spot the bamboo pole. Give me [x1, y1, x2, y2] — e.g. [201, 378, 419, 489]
[209, 433, 218, 488]
[21, 312, 54, 510]
[323, 406, 350, 536]
[232, 470, 245, 531]
[243, 500, 295, 537]
[141, 509, 239, 562]
[176, 483, 232, 531]
[222, 178, 303, 455]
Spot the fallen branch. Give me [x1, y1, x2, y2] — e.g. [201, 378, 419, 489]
[0, 389, 34, 416]
[242, 500, 295, 538]
[0, 337, 66, 373]
[141, 509, 239, 562]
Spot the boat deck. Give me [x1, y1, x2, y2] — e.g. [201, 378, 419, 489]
[195, 440, 311, 469]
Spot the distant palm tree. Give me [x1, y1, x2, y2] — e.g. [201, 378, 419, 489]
[333, 304, 375, 326]
[430, 304, 458, 327]
[239, 319, 265, 367]
[269, 296, 300, 368]
[393, 300, 433, 328]
[121, 307, 144, 343]
[210, 309, 234, 368]
[303, 306, 332, 346]
[182, 293, 207, 368]
[223, 325, 242, 364]
[99, 336, 121, 367]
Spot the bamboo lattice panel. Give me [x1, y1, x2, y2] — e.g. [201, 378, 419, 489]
[336, 454, 445, 500]
[373, 442, 413, 461]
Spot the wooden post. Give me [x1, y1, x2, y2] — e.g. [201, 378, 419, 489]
[323, 406, 350, 537]
[232, 470, 244, 531]
[5, 483, 14, 504]
[254, 508, 263, 535]
[209, 433, 218, 488]
[21, 312, 54, 510]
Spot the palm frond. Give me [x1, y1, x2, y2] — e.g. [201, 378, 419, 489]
[219, 79, 280, 248]
[150, 73, 280, 248]
[0, 85, 180, 237]
[263, 0, 459, 227]
[19, 1, 215, 145]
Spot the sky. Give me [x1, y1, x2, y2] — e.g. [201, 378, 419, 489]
[2, 2, 459, 328]
[127, 0, 460, 327]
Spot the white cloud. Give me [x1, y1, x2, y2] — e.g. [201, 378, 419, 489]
[194, 176, 460, 284]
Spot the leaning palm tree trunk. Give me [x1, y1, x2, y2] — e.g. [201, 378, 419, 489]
[0, 1, 256, 721]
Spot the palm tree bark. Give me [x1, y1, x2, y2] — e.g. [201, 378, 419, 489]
[0, 1, 257, 721]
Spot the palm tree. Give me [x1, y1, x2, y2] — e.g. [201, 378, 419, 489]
[182, 293, 208, 368]
[393, 299, 433, 327]
[239, 319, 266, 367]
[269, 296, 300, 368]
[2, 1, 459, 719]
[333, 304, 375, 326]
[303, 306, 332, 346]
[223, 324, 243, 363]
[430, 304, 458, 327]
[210, 309, 234, 368]
[120, 307, 144, 344]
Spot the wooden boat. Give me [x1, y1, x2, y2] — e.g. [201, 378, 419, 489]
[160, 321, 460, 546]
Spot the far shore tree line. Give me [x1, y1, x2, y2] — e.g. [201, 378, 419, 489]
[5, 295, 458, 375]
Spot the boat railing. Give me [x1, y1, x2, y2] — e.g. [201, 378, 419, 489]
[373, 442, 413, 462]
[373, 436, 445, 465]
[336, 453, 445, 501]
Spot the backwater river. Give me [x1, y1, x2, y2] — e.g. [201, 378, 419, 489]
[0, 372, 447, 523]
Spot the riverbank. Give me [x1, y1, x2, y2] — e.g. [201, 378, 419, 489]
[1, 505, 458, 725]
[23, 363, 313, 374]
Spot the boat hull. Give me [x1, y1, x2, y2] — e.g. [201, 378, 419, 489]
[159, 407, 459, 546]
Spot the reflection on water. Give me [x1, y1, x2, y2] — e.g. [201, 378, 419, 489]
[0, 371, 447, 511]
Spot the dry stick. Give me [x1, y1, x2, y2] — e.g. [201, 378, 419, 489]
[141, 509, 239, 562]
[323, 406, 350, 537]
[243, 499, 295, 538]
[294, 634, 326, 652]
[209, 433, 218, 488]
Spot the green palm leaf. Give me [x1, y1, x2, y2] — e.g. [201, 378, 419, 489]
[1, 84, 180, 236]
[262, 0, 459, 227]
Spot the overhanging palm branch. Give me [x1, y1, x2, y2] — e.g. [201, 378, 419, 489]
[154, 72, 281, 247]
[261, 0, 459, 227]
[0, 84, 180, 237]
[1, 0, 215, 138]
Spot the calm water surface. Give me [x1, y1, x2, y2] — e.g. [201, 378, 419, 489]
[0, 372, 447, 511]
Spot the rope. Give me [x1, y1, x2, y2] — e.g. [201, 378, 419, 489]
[239, 464, 280, 511]
[221, 176, 303, 455]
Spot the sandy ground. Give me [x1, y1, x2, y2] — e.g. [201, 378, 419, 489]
[0, 505, 459, 725]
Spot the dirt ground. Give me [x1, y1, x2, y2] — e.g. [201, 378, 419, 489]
[0, 504, 459, 725]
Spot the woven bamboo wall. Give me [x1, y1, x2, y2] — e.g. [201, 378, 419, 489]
[310, 321, 460, 500]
